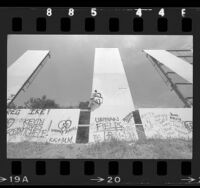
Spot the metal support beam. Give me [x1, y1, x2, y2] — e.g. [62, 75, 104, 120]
[166, 71, 176, 76]
[177, 55, 193, 58]
[185, 97, 193, 100]
[167, 49, 192, 52]
[7, 52, 50, 107]
[147, 55, 192, 108]
[175, 83, 193, 86]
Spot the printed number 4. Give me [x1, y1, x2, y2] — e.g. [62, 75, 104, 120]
[159, 8, 165, 17]
[136, 8, 142, 17]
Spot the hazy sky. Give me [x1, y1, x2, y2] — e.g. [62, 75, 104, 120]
[7, 35, 193, 108]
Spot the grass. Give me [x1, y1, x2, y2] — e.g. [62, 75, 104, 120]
[7, 138, 192, 159]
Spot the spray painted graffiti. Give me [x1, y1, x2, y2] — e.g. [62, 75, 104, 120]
[139, 108, 192, 139]
[184, 121, 192, 132]
[90, 115, 138, 142]
[48, 136, 74, 144]
[90, 108, 192, 142]
[58, 120, 72, 133]
[7, 118, 47, 138]
[7, 118, 15, 129]
[7, 109, 80, 144]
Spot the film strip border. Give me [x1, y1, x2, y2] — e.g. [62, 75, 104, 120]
[0, 7, 195, 34]
[2, 160, 192, 185]
[0, 7, 200, 185]
[10, 160, 191, 176]
[5, 110, 192, 184]
[12, 14, 192, 33]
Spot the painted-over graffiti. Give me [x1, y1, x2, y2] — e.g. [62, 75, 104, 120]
[7, 109, 80, 144]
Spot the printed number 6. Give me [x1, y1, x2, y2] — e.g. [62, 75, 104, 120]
[91, 8, 97, 16]
[46, 8, 52, 16]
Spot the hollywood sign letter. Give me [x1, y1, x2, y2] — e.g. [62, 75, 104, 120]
[7, 109, 80, 144]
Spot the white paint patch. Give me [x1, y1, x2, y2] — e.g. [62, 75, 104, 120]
[7, 109, 80, 144]
[7, 50, 50, 104]
[144, 50, 193, 83]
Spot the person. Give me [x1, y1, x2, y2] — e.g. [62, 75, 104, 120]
[91, 90, 98, 100]
[88, 90, 103, 110]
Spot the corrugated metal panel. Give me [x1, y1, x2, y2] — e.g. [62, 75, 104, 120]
[144, 50, 193, 83]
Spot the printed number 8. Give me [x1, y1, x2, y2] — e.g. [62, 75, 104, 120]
[46, 8, 52, 16]
[68, 8, 74, 16]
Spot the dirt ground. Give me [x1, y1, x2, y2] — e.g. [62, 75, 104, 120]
[7, 138, 192, 159]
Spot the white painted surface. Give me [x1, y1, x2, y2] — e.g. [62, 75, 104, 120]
[94, 48, 128, 74]
[7, 109, 80, 144]
[91, 48, 135, 109]
[7, 50, 50, 104]
[144, 50, 193, 83]
[139, 108, 192, 139]
[89, 48, 137, 142]
[89, 107, 138, 142]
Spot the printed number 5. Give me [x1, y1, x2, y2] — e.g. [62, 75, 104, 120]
[91, 8, 97, 16]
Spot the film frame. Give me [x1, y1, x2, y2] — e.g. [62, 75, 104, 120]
[0, 2, 200, 186]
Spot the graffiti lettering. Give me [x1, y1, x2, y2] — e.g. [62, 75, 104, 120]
[48, 136, 73, 144]
[7, 109, 80, 144]
[139, 110, 192, 139]
[170, 112, 181, 122]
[7, 127, 24, 136]
[95, 117, 119, 122]
[184, 121, 193, 132]
[28, 109, 50, 115]
[96, 122, 123, 132]
[7, 118, 15, 129]
[7, 109, 21, 116]
[23, 118, 45, 127]
[8, 125, 48, 138]
[91, 116, 138, 142]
